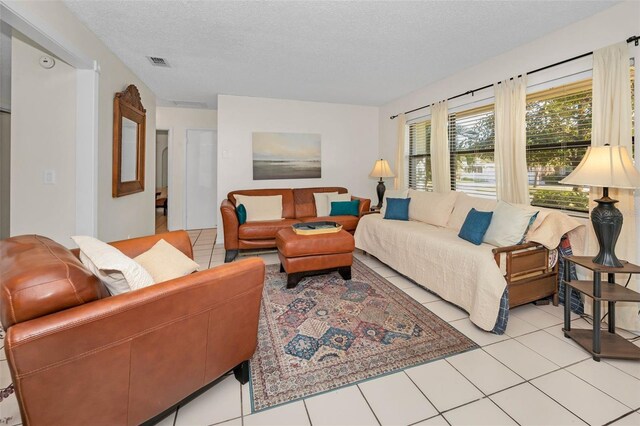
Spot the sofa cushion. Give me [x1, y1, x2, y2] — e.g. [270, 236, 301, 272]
[134, 239, 199, 283]
[294, 187, 348, 218]
[301, 215, 359, 232]
[0, 235, 104, 329]
[447, 192, 498, 231]
[239, 219, 301, 240]
[234, 194, 283, 222]
[72, 236, 155, 295]
[229, 189, 295, 219]
[408, 189, 458, 227]
[483, 201, 539, 247]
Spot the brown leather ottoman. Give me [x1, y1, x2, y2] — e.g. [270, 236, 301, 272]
[276, 227, 355, 288]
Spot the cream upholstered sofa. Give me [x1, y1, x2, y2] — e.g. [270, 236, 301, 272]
[354, 190, 584, 333]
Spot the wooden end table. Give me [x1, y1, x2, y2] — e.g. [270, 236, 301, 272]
[563, 255, 640, 361]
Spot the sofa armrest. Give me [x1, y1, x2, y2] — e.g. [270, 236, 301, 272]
[491, 242, 540, 255]
[352, 196, 371, 217]
[109, 230, 193, 259]
[5, 258, 265, 425]
[221, 199, 240, 250]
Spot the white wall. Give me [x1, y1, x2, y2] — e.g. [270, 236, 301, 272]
[10, 35, 77, 244]
[379, 1, 640, 168]
[156, 106, 217, 231]
[217, 95, 379, 240]
[4, 0, 157, 242]
[0, 111, 9, 239]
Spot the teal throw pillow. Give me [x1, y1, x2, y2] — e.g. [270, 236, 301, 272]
[236, 204, 247, 225]
[330, 200, 360, 217]
[384, 198, 411, 221]
[458, 208, 493, 245]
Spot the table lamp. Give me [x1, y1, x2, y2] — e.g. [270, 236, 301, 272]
[560, 144, 640, 267]
[369, 159, 395, 209]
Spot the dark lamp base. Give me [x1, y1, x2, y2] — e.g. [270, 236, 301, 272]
[591, 193, 624, 268]
[375, 179, 386, 209]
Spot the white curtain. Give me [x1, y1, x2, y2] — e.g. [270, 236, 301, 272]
[588, 41, 638, 332]
[494, 76, 530, 204]
[430, 101, 451, 193]
[394, 113, 407, 190]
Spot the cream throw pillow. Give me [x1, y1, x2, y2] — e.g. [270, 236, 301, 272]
[313, 192, 338, 217]
[72, 235, 155, 295]
[234, 194, 283, 222]
[380, 189, 409, 217]
[134, 239, 199, 283]
[483, 201, 539, 247]
[408, 189, 458, 227]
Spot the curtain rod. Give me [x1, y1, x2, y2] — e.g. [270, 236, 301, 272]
[390, 35, 640, 120]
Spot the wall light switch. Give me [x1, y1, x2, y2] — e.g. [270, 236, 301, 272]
[43, 169, 56, 184]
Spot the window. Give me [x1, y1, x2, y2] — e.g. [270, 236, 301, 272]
[449, 105, 497, 198]
[526, 79, 592, 212]
[408, 120, 432, 191]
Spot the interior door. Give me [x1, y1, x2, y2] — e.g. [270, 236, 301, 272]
[185, 129, 217, 229]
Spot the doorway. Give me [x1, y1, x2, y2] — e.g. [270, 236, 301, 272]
[155, 129, 169, 233]
[185, 129, 217, 230]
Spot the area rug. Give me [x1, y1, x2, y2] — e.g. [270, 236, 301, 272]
[250, 258, 478, 411]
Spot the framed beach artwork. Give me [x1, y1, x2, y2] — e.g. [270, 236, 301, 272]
[252, 132, 321, 180]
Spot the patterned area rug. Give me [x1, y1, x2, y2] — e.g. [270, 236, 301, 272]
[250, 258, 478, 411]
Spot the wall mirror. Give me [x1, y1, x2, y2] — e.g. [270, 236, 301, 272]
[113, 84, 146, 197]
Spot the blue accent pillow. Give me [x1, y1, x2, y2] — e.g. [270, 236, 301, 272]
[458, 208, 493, 245]
[236, 204, 247, 225]
[384, 198, 411, 221]
[330, 200, 360, 216]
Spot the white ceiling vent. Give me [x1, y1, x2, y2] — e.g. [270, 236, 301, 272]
[147, 56, 170, 67]
[173, 100, 208, 108]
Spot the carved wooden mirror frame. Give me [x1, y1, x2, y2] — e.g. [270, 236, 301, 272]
[113, 84, 146, 197]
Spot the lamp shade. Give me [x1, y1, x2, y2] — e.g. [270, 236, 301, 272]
[369, 159, 395, 178]
[560, 145, 640, 189]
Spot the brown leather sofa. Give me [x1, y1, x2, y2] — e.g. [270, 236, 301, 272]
[220, 187, 371, 262]
[0, 231, 264, 426]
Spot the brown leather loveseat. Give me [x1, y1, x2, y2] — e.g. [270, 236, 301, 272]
[0, 231, 265, 426]
[220, 187, 371, 262]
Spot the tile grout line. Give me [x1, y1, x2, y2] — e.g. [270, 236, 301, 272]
[355, 384, 383, 426]
[301, 399, 313, 426]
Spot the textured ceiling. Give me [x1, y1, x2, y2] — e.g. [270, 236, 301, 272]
[64, 1, 617, 109]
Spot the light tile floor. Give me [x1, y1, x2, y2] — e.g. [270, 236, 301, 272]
[2, 230, 639, 426]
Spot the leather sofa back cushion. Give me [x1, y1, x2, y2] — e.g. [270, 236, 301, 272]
[408, 189, 458, 227]
[294, 187, 347, 218]
[0, 235, 104, 329]
[229, 189, 295, 219]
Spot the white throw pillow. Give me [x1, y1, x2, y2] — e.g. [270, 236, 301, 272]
[408, 189, 458, 227]
[71, 235, 155, 295]
[380, 189, 409, 217]
[483, 201, 539, 247]
[313, 192, 338, 217]
[234, 194, 283, 222]
[134, 239, 199, 283]
[447, 193, 498, 231]
[326, 193, 351, 215]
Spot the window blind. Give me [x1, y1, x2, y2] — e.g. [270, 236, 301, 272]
[408, 120, 432, 191]
[449, 104, 497, 198]
[526, 79, 592, 212]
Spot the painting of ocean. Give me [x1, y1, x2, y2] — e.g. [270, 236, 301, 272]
[252, 132, 321, 180]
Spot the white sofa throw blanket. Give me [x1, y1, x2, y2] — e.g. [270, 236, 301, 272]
[355, 214, 506, 331]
